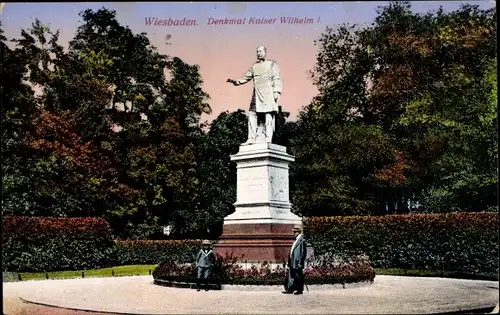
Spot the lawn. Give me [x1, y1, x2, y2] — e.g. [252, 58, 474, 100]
[11, 264, 157, 281]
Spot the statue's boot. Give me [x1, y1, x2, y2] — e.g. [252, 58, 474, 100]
[243, 138, 255, 145]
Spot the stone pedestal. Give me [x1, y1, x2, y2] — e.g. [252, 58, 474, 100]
[215, 142, 302, 263]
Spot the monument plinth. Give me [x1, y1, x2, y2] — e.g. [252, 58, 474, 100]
[215, 142, 302, 263]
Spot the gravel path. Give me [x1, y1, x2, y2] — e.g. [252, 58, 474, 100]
[3, 275, 499, 314]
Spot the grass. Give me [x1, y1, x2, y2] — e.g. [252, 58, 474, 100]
[374, 268, 499, 281]
[9, 264, 157, 281]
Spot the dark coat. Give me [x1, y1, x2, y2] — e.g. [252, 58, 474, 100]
[196, 249, 216, 268]
[288, 235, 307, 269]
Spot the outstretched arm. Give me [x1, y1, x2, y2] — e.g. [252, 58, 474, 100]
[227, 67, 253, 86]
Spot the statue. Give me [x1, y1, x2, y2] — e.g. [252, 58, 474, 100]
[227, 46, 282, 144]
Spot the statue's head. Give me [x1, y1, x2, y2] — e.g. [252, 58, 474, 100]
[256, 46, 267, 60]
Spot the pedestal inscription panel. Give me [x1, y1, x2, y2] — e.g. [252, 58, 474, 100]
[269, 166, 289, 202]
[236, 168, 268, 204]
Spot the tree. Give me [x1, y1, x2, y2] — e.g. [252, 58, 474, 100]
[370, 3, 497, 212]
[2, 19, 139, 220]
[0, 21, 37, 157]
[66, 8, 212, 238]
[2, 8, 213, 238]
[273, 106, 297, 148]
[1, 21, 40, 216]
[291, 2, 497, 216]
[196, 110, 247, 238]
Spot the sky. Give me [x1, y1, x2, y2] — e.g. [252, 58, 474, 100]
[1, 1, 495, 122]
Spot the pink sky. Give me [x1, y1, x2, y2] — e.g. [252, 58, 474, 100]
[152, 28, 320, 123]
[119, 7, 324, 123]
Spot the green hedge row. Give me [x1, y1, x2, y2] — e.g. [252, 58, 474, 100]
[2, 216, 115, 272]
[5, 213, 498, 276]
[304, 212, 499, 275]
[2, 216, 202, 272]
[114, 240, 201, 265]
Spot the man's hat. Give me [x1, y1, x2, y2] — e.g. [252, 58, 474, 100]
[202, 240, 212, 245]
[292, 225, 302, 232]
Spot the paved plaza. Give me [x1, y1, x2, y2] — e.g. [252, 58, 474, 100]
[3, 275, 499, 314]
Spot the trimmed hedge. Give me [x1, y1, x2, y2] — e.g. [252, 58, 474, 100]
[114, 240, 202, 265]
[6, 212, 497, 278]
[153, 254, 375, 285]
[2, 216, 204, 272]
[2, 216, 115, 272]
[304, 212, 499, 275]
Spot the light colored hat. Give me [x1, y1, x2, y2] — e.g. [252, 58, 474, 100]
[202, 240, 211, 245]
[292, 225, 302, 232]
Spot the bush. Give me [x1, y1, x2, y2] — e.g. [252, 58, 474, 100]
[152, 253, 375, 285]
[304, 212, 499, 275]
[114, 240, 202, 265]
[2, 216, 115, 272]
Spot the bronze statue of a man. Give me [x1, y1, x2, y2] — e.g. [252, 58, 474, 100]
[227, 46, 282, 144]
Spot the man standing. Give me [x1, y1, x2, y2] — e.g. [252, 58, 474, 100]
[195, 240, 216, 291]
[227, 45, 282, 144]
[283, 225, 307, 295]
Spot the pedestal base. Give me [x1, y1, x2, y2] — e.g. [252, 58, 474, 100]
[216, 142, 301, 264]
[214, 223, 296, 263]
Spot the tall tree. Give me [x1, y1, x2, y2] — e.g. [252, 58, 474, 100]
[67, 8, 212, 238]
[369, 2, 497, 212]
[2, 19, 139, 220]
[1, 21, 41, 215]
[2, 8, 213, 238]
[195, 110, 247, 238]
[291, 2, 497, 216]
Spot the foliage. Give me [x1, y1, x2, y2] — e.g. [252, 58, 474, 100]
[0, 20, 38, 156]
[194, 110, 247, 238]
[2, 214, 205, 271]
[66, 9, 210, 238]
[1, 21, 41, 216]
[0, 9, 212, 238]
[292, 2, 497, 216]
[152, 254, 375, 285]
[114, 240, 202, 265]
[2, 216, 115, 272]
[304, 212, 499, 276]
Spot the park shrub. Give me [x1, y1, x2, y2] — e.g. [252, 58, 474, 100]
[152, 253, 375, 286]
[304, 212, 499, 276]
[2, 216, 115, 272]
[114, 239, 202, 265]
